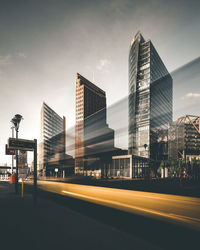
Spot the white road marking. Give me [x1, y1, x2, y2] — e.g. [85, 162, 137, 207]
[169, 213, 200, 223]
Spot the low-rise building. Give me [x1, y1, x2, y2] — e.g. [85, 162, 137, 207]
[168, 115, 200, 161]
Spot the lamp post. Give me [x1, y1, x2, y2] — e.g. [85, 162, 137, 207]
[11, 114, 23, 194]
[11, 126, 15, 174]
[144, 144, 148, 179]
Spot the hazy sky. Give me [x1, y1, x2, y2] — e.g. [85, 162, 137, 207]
[1, 0, 200, 164]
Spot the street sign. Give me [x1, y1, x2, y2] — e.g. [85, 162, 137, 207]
[18, 151, 27, 168]
[5, 144, 15, 155]
[18, 164, 28, 169]
[19, 168, 29, 179]
[19, 150, 26, 154]
[8, 138, 35, 151]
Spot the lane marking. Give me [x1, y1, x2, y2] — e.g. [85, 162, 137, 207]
[62, 190, 200, 226]
[169, 213, 200, 223]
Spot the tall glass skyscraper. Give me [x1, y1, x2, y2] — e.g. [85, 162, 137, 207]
[128, 31, 173, 160]
[75, 73, 114, 174]
[38, 102, 66, 175]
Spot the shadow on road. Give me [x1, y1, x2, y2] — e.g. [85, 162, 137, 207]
[36, 185, 199, 250]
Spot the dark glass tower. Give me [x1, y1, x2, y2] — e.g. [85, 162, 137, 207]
[75, 73, 114, 174]
[38, 102, 66, 175]
[128, 32, 173, 160]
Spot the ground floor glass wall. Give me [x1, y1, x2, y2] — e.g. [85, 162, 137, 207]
[111, 158, 131, 178]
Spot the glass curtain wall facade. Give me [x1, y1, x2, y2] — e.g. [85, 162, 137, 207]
[38, 102, 65, 175]
[75, 73, 107, 174]
[111, 155, 132, 178]
[128, 31, 173, 160]
[168, 122, 185, 159]
[110, 155, 149, 179]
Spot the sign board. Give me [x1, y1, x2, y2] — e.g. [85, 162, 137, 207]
[19, 168, 29, 179]
[8, 138, 35, 151]
[20, 150, 26, 154]
[5, 144, 15, 155]
[18, 151, 28, 169]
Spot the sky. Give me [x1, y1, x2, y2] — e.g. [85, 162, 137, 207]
[0, 0, 200, 165]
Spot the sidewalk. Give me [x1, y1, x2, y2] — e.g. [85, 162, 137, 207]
[0, 182, 161, 250]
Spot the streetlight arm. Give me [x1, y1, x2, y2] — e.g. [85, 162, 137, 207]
[11, 114, 23, 132]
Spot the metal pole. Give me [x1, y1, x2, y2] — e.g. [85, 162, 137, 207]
[15, 130, 19, 194]
[21, 178, 24, 198]
[34, 139, 37, 205]
[11, 127, 14, 174]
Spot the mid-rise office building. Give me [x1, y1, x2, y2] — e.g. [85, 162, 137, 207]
[168, 115, 200, 161]
[75, 73, 115, 174]
[38, 102, 66, 176]
[128, 31, 173, 160]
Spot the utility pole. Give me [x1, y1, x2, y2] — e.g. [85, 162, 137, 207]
[15, 127, 19, 194]
[11, 114, 23, 194]
[11, 126, 14, 174]
[34, 139, 37, 205]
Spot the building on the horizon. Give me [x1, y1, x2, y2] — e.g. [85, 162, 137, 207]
[75, 73, 115, 174]
[168, 115, 200, 161]
[128, 31, 173, 161]
[38, 102, 67, 176]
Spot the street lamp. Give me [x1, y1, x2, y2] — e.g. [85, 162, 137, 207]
[11, 114, 23, 136]
[11, 114, 23, 194]
[144, 144, 148, 151]
[10, 126, 15, 174]
[143, 144, 148, 179]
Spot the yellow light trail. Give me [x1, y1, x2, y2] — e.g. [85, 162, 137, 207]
[37, 180, 200, 230]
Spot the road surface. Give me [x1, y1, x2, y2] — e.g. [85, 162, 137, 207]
[1, 182, 164, 250]
[37, 180, 200, 230]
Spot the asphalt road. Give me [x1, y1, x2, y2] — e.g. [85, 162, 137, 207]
[37, 180, 200, 231]
[1, 182, 164, 250]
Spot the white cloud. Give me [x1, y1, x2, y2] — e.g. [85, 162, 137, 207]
[182, 93, 200, 100]
[16, 52, 27, 58]
[0, 55, 12, 66]
[96, 59, 111, 72]
[0, 53, 26, 75]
